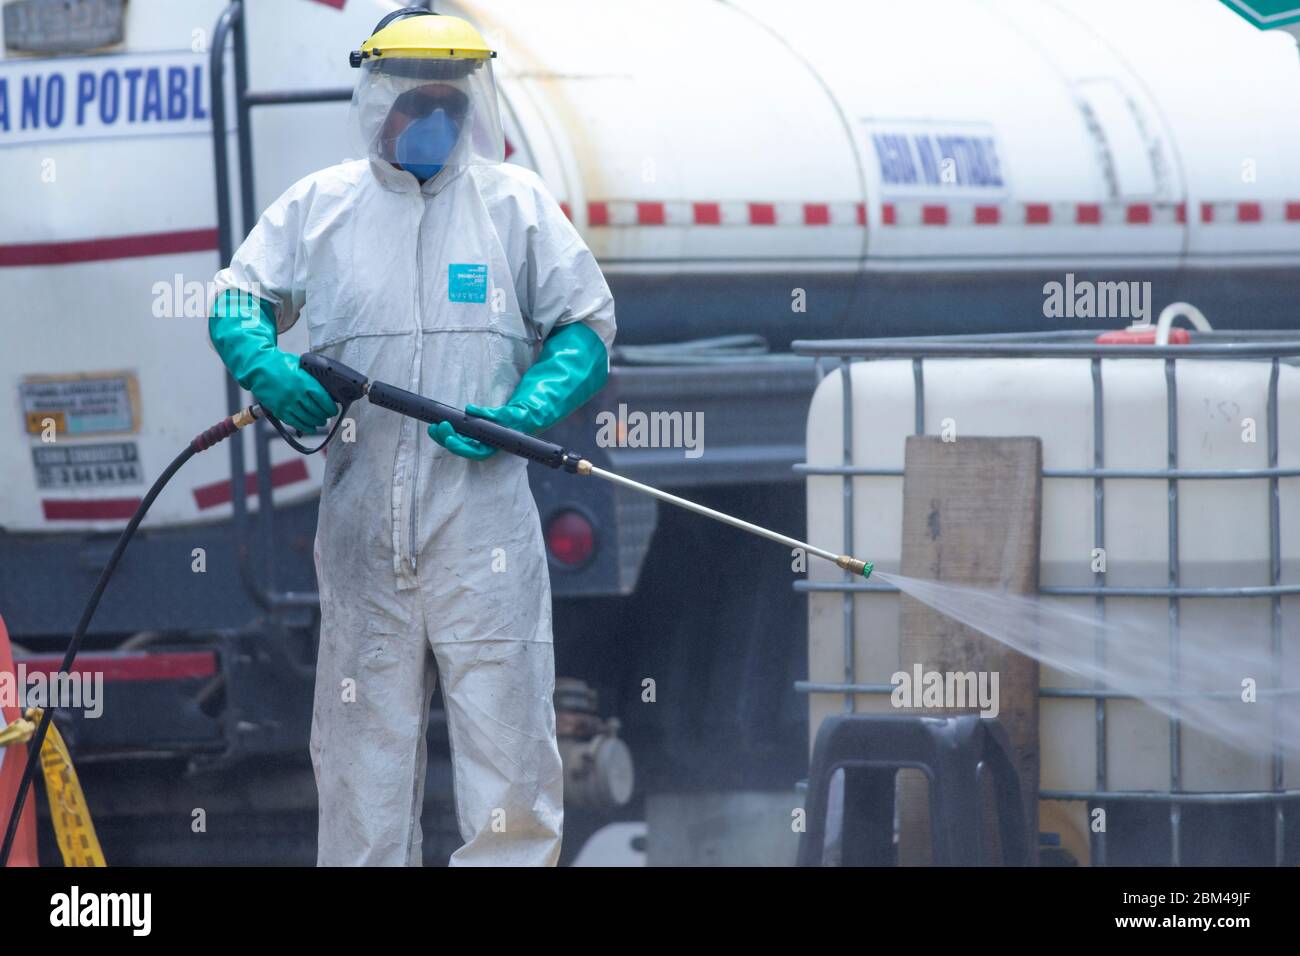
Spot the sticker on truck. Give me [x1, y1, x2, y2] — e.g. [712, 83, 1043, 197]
[863, 120, 1008, 198]
[32, 440, 142, 488]
[0, 49, 220, 149]
[3, 0, 126, 55]
[20, 371, 138, 436]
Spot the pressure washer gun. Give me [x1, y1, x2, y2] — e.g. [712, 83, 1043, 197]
[299, 353, 874, 579]
[299, 353, 586, 472]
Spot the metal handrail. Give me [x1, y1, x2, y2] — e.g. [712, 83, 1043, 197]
[794, 332, 1300, 359]
[209, 1, 354, 613]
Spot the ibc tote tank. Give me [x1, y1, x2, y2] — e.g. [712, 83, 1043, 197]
[801, 330, 1300, 864]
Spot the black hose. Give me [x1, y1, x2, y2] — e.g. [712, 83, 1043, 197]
[0, 395, 349, 863]
[0, 375, 493, 862]
[0, 444, 195, 865]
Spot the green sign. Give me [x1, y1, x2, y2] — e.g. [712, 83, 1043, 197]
[1220, 1, 1300, 28]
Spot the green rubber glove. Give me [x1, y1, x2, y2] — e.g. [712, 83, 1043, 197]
[209, 289, 336, 433]
[430, 322, 608, 460]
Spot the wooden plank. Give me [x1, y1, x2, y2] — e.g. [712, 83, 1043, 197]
[897, 436, 1042, 864]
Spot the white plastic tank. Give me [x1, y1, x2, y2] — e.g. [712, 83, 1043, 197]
[803, 330, 1300, 861]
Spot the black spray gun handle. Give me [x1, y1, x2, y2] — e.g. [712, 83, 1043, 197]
[299, 352, 368, 405]
[367, 382, 574, 469]
[299, 352, 585, 472]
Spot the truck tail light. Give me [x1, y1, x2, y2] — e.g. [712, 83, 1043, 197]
[545, 510, 595, 567]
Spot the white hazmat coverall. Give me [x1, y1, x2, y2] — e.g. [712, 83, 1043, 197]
[214, 157, 616, 865]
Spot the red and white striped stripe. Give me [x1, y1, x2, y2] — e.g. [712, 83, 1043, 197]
[1197, 200, 1300, 225]
[577, 200, 865, 227]
[7, 199, 1293, 275]
[880, 200, 1187, 227]
[570, 198, 1300, 227]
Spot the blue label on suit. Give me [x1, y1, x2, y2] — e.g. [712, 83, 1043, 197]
[448, 263, 488, 303]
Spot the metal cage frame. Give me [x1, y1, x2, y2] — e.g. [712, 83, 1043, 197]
[791, 330, 1300, 866]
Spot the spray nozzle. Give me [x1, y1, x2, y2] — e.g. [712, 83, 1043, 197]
[836, 555, 874, 579]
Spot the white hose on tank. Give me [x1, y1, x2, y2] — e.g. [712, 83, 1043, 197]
[1151, 302, 1214, 344]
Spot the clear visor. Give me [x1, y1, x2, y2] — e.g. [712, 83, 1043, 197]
[349, 56, 504, 174]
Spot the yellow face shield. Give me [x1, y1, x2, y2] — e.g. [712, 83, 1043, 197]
[348, 12, 504, 177]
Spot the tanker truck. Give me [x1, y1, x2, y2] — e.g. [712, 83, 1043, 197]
[2, 0, 1298, 864]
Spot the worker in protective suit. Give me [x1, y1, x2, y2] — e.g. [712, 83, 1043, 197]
[207, 9, 615, 866]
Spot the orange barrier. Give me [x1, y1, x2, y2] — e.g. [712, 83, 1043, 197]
[0, 613, 37, 866]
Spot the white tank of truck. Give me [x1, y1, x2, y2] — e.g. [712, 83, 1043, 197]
[2, 0, 1298, 538]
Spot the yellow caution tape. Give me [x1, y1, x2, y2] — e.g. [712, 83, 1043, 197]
[0, 713, 37, 747]
[3, 708, 107, 867]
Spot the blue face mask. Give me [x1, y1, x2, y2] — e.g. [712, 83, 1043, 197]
[394, 107, 461, 181]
